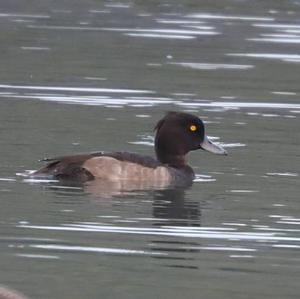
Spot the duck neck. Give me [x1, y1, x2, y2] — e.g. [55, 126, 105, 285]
[156, 153, 187, 168]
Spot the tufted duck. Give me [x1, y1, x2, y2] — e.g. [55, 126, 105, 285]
[32, 112, 227, 186]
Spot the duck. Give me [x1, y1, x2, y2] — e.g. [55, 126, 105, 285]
[32, 111, 227, 186]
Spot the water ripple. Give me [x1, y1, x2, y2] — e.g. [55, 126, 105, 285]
[30, 244, 165, 256]
[186, 13, 274, 21]
[18, 223, 300, 243]
[227, 52, 300, 63]
[0, 84, 154, 94]
[169, 62, 254, 70]
[0, 13, 50, 18]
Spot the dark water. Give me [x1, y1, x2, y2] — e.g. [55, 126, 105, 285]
[0, 1, 300, 298]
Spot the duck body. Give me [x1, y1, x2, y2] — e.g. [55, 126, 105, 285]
[32, 112, 227, 186]
[33, 151, 195, 186]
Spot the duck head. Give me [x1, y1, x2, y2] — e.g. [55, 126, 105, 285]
[154, 112, 227, 166]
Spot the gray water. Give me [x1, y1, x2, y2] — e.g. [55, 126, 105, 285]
[0, 1, 300, 298]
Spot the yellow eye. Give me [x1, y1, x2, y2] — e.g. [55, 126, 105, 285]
[190, 125, 197, 132]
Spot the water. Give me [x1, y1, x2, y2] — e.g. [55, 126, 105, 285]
[0, 1, 300, 298]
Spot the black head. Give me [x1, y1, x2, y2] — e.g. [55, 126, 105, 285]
[154, 112, 227, 166]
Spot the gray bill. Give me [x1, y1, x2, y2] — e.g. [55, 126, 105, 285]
[200, 136, 228, 155]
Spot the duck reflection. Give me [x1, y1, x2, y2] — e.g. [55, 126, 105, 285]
[32, 178, 202, 269]
[150, 187, 202, 270]
[37, 177, 201, 226]
[33, 176, 201, 228]
[84, 178, 192, 198]
[152, 188, 201, 227]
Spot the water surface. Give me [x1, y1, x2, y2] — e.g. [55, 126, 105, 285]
[0, 1, 299, 298]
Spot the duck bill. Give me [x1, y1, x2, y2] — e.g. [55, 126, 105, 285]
[200, 136, 228, 155]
